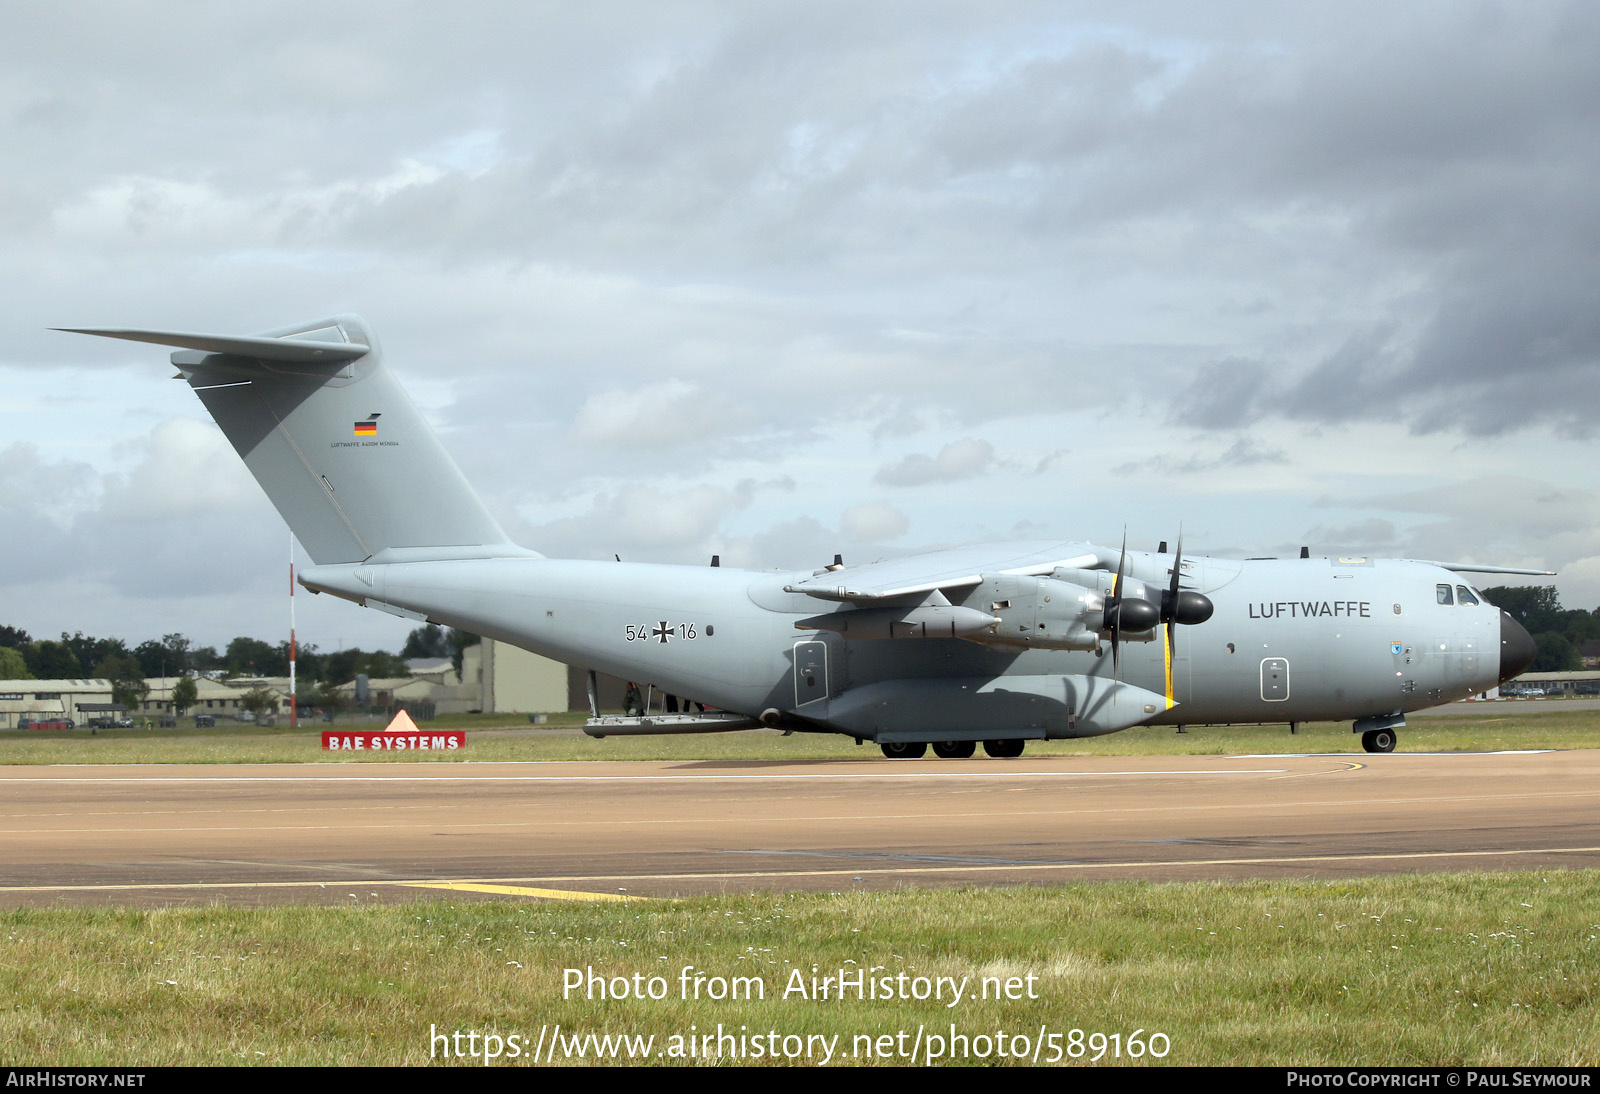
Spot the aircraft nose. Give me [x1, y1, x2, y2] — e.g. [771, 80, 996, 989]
[1497, 611, 1537, 685]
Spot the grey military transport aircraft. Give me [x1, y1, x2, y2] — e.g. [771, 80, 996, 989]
[64, 315, 1545, 756]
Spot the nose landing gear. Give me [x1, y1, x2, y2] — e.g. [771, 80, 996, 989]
[1361, 728, 1397, 753]
[1354, 714, 1403, 753]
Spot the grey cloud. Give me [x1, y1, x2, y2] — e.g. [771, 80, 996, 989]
[1300, 519, 1399, 551]
[1168, 361, 1274, 430]
[841, 500, 910, 542]
[1279, 330, 1405, 427]
[1114, 435, 1287, 477]
[0, 442, 97, 527]
[36, 3, 1598, 440]
[874, 437, 997, 486]
[1303, 477, 1600, 595]
[1345, 477, 1599, 543]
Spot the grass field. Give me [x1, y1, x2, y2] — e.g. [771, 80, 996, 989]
[2, 872, 1595, 1066]
[2, 706, 1597, 764]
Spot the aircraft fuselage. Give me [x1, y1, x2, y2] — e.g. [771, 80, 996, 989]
[301, 548, 1518, 742]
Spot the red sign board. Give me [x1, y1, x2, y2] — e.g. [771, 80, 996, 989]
[321, 730, 465, 752]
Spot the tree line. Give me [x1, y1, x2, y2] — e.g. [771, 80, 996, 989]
[0, 623, 479, 710]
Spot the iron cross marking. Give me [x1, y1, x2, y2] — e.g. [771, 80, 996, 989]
[652, 621, 673, 644]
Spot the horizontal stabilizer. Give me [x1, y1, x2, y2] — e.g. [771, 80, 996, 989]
[55, 327, 369, 364]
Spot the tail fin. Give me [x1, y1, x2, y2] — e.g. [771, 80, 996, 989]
[61, 315, 532, 565]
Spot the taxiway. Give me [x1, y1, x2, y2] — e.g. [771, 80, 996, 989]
[4, 751, 1598, 906]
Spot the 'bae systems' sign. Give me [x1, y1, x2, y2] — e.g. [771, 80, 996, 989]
[322, 709, 464, 751]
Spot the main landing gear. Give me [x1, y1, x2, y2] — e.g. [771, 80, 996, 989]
[878, 739, 1026, 759]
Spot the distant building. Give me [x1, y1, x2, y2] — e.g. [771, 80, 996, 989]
[140, 676, 290, 718]
[1503, 670, 1600, 696]
[0, 679, 114, 728]
[421, 641, 628, 715]
[331, 674, 442, 711]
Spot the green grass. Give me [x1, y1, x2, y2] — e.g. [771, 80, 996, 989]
[2, 872, 1596, 1066]
[2, 708, 1598, 764]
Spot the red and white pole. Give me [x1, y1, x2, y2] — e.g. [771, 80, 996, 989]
[289, 532, 297, 729]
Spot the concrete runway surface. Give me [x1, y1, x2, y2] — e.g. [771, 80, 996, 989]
[4, 751, 1599, 906]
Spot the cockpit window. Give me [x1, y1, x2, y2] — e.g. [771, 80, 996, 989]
[1436, 584, 1454, 605]
[1456, 586, 1480, 606]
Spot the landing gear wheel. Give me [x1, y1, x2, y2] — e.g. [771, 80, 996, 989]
[982, 738, 1025, 758]
[880, 741, 928, 759]
[1361, 728, 1396, 753]
[932, 740, 976, 759]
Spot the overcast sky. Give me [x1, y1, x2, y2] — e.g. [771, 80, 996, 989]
[3, 1, 1598, 654]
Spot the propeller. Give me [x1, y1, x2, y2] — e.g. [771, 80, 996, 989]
[1164, 531, 1183, 668]
[1110, 531, 1126, 681]
[1156, 530, 1215, 702]
[1101, 531, 1214, 690]
[1159, 532, 1214, 632]
[1104, 530, 1159, 682]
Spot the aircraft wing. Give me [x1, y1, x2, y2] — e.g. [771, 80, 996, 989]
[1427, 561, 1557, 577]
[784, 541, 1102, 602]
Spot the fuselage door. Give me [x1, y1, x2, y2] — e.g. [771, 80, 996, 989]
[1261, 657, 1289, 702]
[794, 640, 829, 707]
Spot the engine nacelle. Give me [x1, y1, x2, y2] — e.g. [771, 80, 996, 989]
[1048, 566, 1161, 641]
[960, 574, 1103, 650]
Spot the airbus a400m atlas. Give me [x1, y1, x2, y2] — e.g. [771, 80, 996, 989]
[65, 315, 1545, 757]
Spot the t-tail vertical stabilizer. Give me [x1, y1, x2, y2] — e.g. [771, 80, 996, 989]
[59, 315, 534, 566]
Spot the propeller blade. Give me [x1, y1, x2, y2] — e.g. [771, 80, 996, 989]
[1166, 528, 1183, 664]
[1111, 529, 1127, 684]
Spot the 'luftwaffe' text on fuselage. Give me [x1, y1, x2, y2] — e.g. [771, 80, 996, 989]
[1248, 601, 1371, 619]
